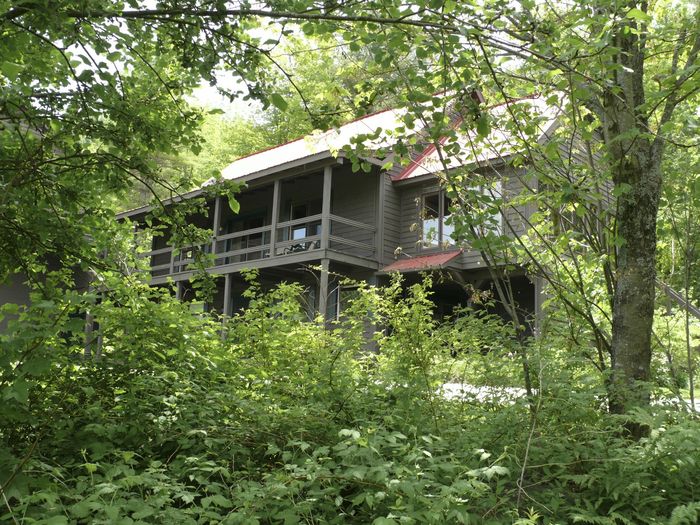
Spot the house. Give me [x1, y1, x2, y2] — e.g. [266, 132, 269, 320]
[117, 95, 562, 326]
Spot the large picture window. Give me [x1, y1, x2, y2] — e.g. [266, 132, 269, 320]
[471, 181, 502, 238]
[280, 200, 322, 253]
[290, 201, 321, 241]
[422, 192, 455, 248]
[421, 183, 502, 248]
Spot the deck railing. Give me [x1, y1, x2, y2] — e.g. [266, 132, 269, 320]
[142, 213, 376, 278]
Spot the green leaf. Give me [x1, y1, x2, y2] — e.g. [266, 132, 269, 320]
[626, 8, 651, 22]
[22, 356, 52, 376]
[269, 93, 288, 111]
[476, 114, 490, 137]
[228, 196, 240, 214]
[3, 379, 29, 404]
[339, 429, 360, 439]
[1, 303, 19, 315]
[1, 61, 23, 80]
[612, 183, 632, 197]
[38, 516, 69, 525]
[202, 494, 232, 508]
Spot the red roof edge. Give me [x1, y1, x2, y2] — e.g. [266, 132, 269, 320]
[379, 249, 463, 273]
[391, 116, 464, 181]
[229, 93, 541, 178]
[389, 93, 541, 182]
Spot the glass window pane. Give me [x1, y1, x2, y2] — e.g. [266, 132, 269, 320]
[442, 195, 455, 245]
[442, 218, 455, 244]
[424, 194, 439, 218]
[423, 218, 439, 246]
[422, 193, 440, 246]
[292, 226, 307, 240]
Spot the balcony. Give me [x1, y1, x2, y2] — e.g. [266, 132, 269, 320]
[140, 165, 379, 282]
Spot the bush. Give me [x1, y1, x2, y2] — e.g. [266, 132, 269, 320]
[2, 276, 699, 524]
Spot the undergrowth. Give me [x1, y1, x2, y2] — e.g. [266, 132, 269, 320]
[1, 276, 699, 524]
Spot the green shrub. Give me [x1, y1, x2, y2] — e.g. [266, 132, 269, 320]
[2, 276, 699, 524]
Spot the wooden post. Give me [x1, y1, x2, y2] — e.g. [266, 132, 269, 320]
[175, 280, 183, 300]
[221, 273, 232, 340]
[223, 273, 232, 318]
[269, 179, 280, 257]
[211, 195, 222, 257]
[533, 275, 544, 337]
[84, 311, 94, 359]
[321, 165, 332, 250]
[318, 258, 330, 320]
[376, 172, 385, 263]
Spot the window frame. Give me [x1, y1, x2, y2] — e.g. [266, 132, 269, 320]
[420, 190, 455, 250]
[328, 284, 361, 321]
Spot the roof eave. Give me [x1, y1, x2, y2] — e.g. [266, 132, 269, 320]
[229, 150, 342, 184]
[391, 156, 512, 186]
[116, 151, 345, 221]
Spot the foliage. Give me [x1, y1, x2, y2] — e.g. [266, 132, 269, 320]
[2, 0, 698, 426]
[3, 278, 700, 524]
[163, 34, 404, 205]
[2, 0, 700, 523]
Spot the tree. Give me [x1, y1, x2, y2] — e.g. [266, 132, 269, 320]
[2, 1, 698, 436]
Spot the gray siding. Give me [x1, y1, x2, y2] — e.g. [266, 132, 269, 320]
[398, 179, 440, 257]
[500, 165, 534, 239]
[393, 166, 536, 271]
[330, 166, 377, 258]
[382, 173, 401, 264]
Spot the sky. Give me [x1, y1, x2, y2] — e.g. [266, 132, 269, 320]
[189, 71, 262, 117]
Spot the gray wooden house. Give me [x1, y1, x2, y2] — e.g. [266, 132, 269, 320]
[118, 97, 556, 324]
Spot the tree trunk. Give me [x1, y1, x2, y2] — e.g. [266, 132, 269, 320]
[608, 148, 662, 438]
[599, 11, 665, 438]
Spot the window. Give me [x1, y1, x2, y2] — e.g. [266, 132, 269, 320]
[280, 200, 322, 253]
[291, 203, 311, 240]
[224, 210, 270, 263]
[290, 201, 321, 239]
[421, 192, 455, 248]
[420, 183, 503, 248]
[328, 285, 361, 320]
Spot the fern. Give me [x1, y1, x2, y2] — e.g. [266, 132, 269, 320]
[669, 502, 700, 525]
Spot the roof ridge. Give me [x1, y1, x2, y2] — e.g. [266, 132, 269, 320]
[225, 106, 396, 165]
[224, 94, 541, 176]
[391, 115, 465, 181]
[391, 93, 542, 181]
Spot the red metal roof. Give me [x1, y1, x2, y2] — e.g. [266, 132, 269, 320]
[380, 249, 462, 273]
[391, 94, 551, 182]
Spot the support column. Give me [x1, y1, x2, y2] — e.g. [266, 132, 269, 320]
[175, 280, 183, 300]
[223, 273, 232, 318]
[221, 273, 232, 340]
[321, 165, 332, 250]
[376, 172, 385, 263]
[318, 258, 330, 320]
[211, 195, 222, 257]
[533, 275, 544, 337]
[269, 179, 281, 257]
[84, 311, 94, 359]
